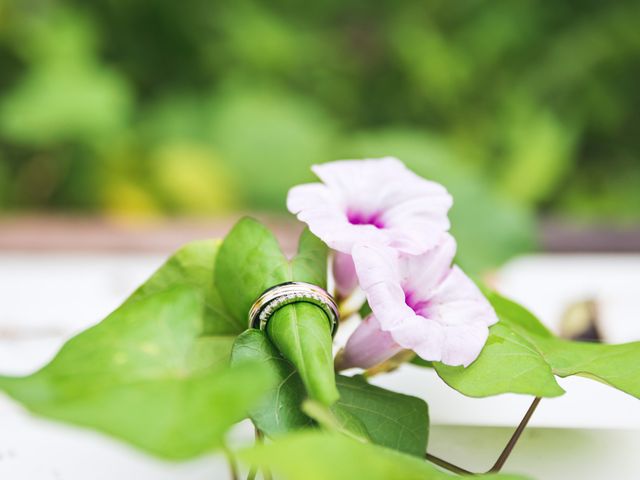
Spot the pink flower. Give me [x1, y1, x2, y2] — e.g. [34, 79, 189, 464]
[287, 157, 453, 256]
[337, 314, 403, 370]
[349, 234, 498, 367]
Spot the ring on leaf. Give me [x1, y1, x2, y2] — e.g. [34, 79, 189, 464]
[248, 281, 339, 337]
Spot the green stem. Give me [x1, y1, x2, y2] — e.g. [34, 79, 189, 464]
[267, 303, 339, 406]
[223, 446, 238, 480]
[256, 428, 272, 480]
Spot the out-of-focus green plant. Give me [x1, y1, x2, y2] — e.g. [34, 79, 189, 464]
[1, 0, 640, 256]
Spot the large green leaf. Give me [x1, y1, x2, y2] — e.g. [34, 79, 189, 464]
[215, 218, 292, 321]
[130, 239, 243, 335]
[334, 375, 429, 457]
[216, 218, 338, 405]
[435, 291, 640, 399]
[0, 241, 275, 459]
[239, 431, 531, 480]
[301, 399, 371, 444]
[231, 329, 429, 457]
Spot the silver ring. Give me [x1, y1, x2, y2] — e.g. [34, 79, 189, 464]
[248, 281, 339, 337]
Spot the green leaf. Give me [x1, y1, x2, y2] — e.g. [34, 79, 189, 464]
[302, 399, 371, 444]
[435, 290, 640, 399]
[0, 241, 275, 459]
[239, 431, 531, 480]
[130, 239, 243, 335]
[231, 330, 429, 457]
[291, 227, 329, 287]
[217, 218, 338, 405]
[215, 217, 292, 322]
[334, 375, 429, 457]
[231, 329, 313, 435]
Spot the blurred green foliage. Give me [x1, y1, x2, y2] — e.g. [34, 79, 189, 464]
[0, 2, 639, 228]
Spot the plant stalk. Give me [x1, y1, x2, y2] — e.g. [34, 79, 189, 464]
[224, 446, 239, 480]
[425, 396, 542, 475]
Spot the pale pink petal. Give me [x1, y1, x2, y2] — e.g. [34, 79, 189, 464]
[332, 252, 359, 298]
[337, 314, 403, 370]
[351, 244, 414, 330]
[439, 322, 489, 367]
[427, 266, 499, 328]
[354, 242, 498, 368]
[287, 182, 396, 253]
[387, 314, 445, 362]
[399, 233, 456, 301]
[407, 266, 498, 367]
[288, 157, 452, 254]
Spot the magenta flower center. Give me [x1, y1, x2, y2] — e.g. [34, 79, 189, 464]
[404, 290, 432, 317]
[347, 209, 385, 229]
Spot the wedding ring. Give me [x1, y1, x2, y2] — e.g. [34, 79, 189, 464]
[248, 282, 339, 337]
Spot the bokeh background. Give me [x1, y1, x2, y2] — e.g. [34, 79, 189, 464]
[1, 0, 639, 271]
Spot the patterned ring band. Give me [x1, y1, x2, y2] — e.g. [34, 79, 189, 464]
[248, 281, 339, 337]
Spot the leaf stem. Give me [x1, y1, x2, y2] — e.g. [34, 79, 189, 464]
[246, 427, 272, 480]
[425, 396, 542, 475]
[256, 429, 273, 480]
[223, 446, 239, 480]
[488, 396, 541, 472]
[425, 453, 474, 475]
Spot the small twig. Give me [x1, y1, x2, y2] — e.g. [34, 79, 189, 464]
[425, 397, 542, 475]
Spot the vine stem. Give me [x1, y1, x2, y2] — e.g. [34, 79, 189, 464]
[246, 426, 271, 480]
[223, 445, 239, 480]
[425, 397, 542, 475]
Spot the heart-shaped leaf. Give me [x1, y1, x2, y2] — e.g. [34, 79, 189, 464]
[231, 329, 429, 457]
[239, 431, 531, 480]
[301, 399, 371, 444]
[216, 218, 338, 405]
[435, 291, 640, 399]
[0, 240, 275, 459]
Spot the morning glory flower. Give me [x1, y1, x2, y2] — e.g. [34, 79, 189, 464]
[347, 234, 498, 367]
[287, 157, 453, 297]
[287, 157, 453, 256]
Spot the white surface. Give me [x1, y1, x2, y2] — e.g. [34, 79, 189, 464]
[497, 254, 640, 343]
[1, 252, 639, 479]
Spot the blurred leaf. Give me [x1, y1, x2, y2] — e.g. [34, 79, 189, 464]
[131, 239, 242, 335]
[152, 143, 239, 214]
[0, 240, 275, 459]
[207, 85, 337, 208]
[231, 329, 429, 457]
[499, 101, 578, 204]
[239, 431, 531, 480]
[0, 9, 132, 145]
[435, 291, 640, 399]
[216, 218, 338, 405]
